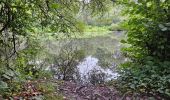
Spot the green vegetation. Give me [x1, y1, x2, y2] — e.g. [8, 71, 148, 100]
[84, 25, 110, 32]
[41, 24, 123, 39]
[0, 0, 170, 99]
[108, 23, 124, 31]
[116, 0, 170, 99]
[36, 81, 64, 100]
[76, 25, 111, 38]
[0, 0, 113, 99]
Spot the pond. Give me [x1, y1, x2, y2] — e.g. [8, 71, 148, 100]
[45, 31, 126, 83]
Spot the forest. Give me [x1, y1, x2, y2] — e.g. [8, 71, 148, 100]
[0, 0, 170, 100]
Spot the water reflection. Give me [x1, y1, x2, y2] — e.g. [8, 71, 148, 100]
[77, 56, 119, 82]
[46, 31, 125, 83]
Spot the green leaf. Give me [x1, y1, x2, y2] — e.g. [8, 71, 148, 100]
[161, 27, 168, 31]
[159, 24, 168, 31]
[5, 70, 15, 77]
[146, 61, 154, 66]
[2, 74, 11, 80]
[51, 3, 59, 9]
[130, 84, 135, 89]
[160, 0, 166, 3]
[146, 2, 152, 7]
[161, 45, 164, 49]
[165, 22, 170, 26]
[121, 39, 127, 43]
[165, 89, 170, 96]
[0, 81, 8, 89]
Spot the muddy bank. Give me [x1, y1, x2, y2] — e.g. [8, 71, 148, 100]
[58, 81, 161, 100]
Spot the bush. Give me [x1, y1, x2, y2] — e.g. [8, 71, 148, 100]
[117, 57, 170, 98]
[117, 0, 170, 99]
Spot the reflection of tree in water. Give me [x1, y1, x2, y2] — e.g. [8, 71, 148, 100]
[51, 43, 85, 82]
[94, 47, 126, 70]
[48, 36, 124, 83]
[94, 47, 114, 68]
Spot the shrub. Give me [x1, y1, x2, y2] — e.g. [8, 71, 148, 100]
[117, 57, 170, 98]
[117, 0, 170, 99]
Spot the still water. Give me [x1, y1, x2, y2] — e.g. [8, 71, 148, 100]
[77, 55, 119, 82]
[46, 31, 125, 82]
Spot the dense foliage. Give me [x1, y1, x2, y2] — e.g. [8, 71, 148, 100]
[117, 0, 170, 98]
[0, 0, 113, 98]
[1, 0, 170, 99]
